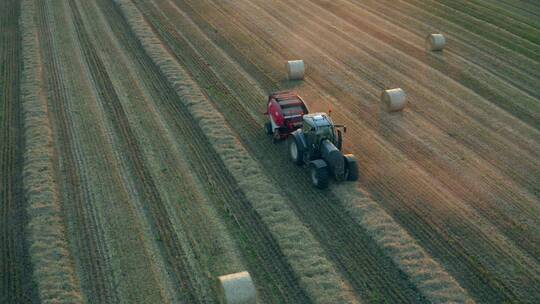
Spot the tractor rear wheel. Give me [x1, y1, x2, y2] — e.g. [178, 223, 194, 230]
[344, 155, 359, 181]
[289, 137, 304, 165]
[264, 122, 273, 135]
[310, 164, 329, 189]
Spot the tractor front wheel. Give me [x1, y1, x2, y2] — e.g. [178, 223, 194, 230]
[289, 137, 304, 165]
[310, 164, 329, 189]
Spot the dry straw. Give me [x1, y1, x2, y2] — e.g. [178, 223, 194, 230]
[20, 0, 82, 302]
[426, 34, 446, 51]
[217, 271, 256, 304]
[116, 1, 347, 303]
[381, 88, 407, 112]
[287, 59, 305, 80]
[334, 184, 474, 303]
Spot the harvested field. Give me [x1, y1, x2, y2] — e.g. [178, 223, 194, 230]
[2, 0, 539, 303]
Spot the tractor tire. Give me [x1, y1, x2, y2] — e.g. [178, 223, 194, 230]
[344, 154, 359, 181]
[289, 136, 304, 165]
[310, 163, 329, 189]
[264, 122, 273, 135]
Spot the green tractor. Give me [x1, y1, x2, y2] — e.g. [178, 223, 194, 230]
[288, 113, 359, 188]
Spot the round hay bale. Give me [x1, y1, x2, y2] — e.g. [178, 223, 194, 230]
[426, 34, 446, 51]
[218, 271, 256, 304]
[287, 60, 305, 80]
[381, 88, 407, 112]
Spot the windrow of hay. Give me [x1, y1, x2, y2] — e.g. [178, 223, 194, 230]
[333, 184, 474, 304]
[115, 1, 346, 303]
[19, 0, 82, 302]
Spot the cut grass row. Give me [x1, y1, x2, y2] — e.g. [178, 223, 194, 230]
[92, 0, 311, 301]
[35, 0, 124, 301]
[117, 0, 352, 302]
[66, 0, 209, 301]
[0, 0, 35, 302]
[37, 0, 183, 302]
[75, 0, 251, 301]
[19, 0, 82, 302]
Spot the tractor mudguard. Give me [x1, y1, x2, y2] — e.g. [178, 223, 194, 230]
[309, 159, 328, 169]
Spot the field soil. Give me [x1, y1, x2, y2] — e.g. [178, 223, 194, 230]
[1, 0, 539, 303]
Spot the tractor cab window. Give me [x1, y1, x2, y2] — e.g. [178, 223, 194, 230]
[316, 125, 330, 134]
[316, 125, 335, 141]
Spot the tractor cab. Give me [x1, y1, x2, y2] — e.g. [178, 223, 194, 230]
[302, 113, 344, 153]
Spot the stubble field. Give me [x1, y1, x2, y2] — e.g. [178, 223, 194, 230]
[1, 0, 539, 303]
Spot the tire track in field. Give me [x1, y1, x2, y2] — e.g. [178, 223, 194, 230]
[482, 0, 540, 20]
[457, 0, 540, 29]
[65, 1, 205, 302]
[0, 0, 34, 302]
[141, 1, 431, 302]
[421, 0, 540, 45]
[35, 1, 118, 302]
[163, 0, 539, 302]
[98, 1, 314, 302]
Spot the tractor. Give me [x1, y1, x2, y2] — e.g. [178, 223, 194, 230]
[288, 113, 358, 188]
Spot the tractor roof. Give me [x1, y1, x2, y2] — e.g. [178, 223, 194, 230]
[303, 113, 333, 127]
